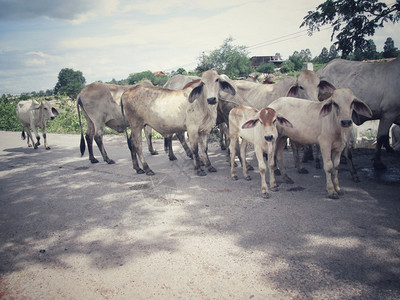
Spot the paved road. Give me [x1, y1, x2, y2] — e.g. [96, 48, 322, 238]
[1, 131, 400, 299]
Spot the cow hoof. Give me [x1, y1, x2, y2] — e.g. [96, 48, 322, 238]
[245, 176, 251, 181]
[169, 155, 177, 161]
[231, 175, 238, 181]
[146, 170, 155, 176]
[34, 145, 39, 149]
[262, 192, 270, 199]
[274, 169, 281, 176]
[197, 170, 207, 176]
[90, 158, 99, 164]
[107, 159, 116, 164]
[373, 160, 387, 170]
[298, 168, 309, 174]
[46, 147, 51, 150]
[270, 186, 279, 192]
[283, 176, 294, 184]
[247, 164, 254, 171]
[328, 193, 339, 200]
[150, 150, 158, 155]
[208, 166, 217, 172]
[136, 169, 145, 174]
[220, 145, 227, 151]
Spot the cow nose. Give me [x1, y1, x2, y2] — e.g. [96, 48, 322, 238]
[50, 116, 55, 120]
[341, 120, 352, 127]
[264, 135, 274, 142]
[207, 97, 217, 105]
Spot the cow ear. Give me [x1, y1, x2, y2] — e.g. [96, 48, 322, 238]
[242, 118, 259, 129]
[52, 107, 59, 115]
[352, 98, 372, 118]
[318, 80, 335, 95]
[219, 80, 236, 96]
[287, 86, 298, 97]
[277, 116, 293, 128]
[188, 82, 204, 103]
[320, 100, 333, 117]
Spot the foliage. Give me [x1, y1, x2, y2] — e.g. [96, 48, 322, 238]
[383, 37, 400, 58]
[353, 39, 380, 60]
[127, 71, 169, 86]
[196, 37, 253, 79]
[0, 94, 21, 131]
[256, 62, 276, 73]
[301, 0, 400, 57]
[280, 60, 295, 73]
[54, 68, 86, 99]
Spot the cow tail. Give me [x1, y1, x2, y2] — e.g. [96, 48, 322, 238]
[164, 138, 170, 153]
[120, 96, 133, 151]
[21, 130, 26, 140]
[77, 97, 86, 156]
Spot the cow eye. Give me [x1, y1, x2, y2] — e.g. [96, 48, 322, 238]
[299, 86, 304, 90]
[215, 78, 219, 82]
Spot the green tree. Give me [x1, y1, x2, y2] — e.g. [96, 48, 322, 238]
[54, 68, 86, 99]
[328, 45, 339, 60]
[280, 60, 295, 73]
[301, 0, 400, 57]
[127, 71, 168, 86]
[196, 37, 252, 79]
[383, 37, 399, 58]
[315, 47, 330, 63]
[256, 62, 275, 73]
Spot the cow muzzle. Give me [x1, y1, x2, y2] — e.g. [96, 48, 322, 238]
[341, 120, 352, 127]
[50, 116, 55, 120]
[207, 97, 217, 105]
[264, 135, 274, 142]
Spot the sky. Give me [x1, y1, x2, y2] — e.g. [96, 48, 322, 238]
[0, 0, 399, 95]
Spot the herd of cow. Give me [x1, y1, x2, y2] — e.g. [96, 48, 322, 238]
[15, 56, 400, 199]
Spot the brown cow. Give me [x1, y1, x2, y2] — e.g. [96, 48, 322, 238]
[269, 88, 372, 199]
[121, 70, 236, 176]
[77, 81, 154, 164]
[229, 106, 292, 198]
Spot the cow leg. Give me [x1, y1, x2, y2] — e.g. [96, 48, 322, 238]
[320, 144, 339, 199]
[332, 147, 344, 196]
[23, 128, 34, 147]
[41, 125, 51, 150]
[373, 118, 396, 169]
[276, 137, 294, 184]
[255, 146, 269, 198]
[219, 123, 227, 150]
[188, 130, 206, 176]
[229, 134, 239, 180]
[94, 129, 114, 164]
[240, 141, 251, 180]
[85, 119, 98, 163]
[131, 127, 154, 175]
[199, 132, 216, 173]
[30, 125, 41, 149]
[291, 140, 308, 174]
[164, 136, 177, 161]
[267, 144, 278, 192]
[176, 132, 193, 159]
[144, 125, 158, 155]
[342, 145, 359, 182]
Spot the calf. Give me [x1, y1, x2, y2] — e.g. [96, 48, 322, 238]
[269, 88, 372, 199]
[122, 70, 236, 176]
[229, 106, 292, 198]
[16, 99, 59, 150]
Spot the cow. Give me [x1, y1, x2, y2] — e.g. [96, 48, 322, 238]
[229, 106, 292, 198]
[392, 124, 400, 151]
[77, 81, 154, 164]
[121, 70, 236, 176]
[268, 88, 372, 199]
[16, 99, 59, 150]
[218, 70, 335, 172]
[160, 74, 201, 161]
[317, 56, 400, 169]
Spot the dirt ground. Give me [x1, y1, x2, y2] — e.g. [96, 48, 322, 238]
[1, 130, 400, 299]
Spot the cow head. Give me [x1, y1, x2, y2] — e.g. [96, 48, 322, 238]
[287, 70, 336, 101]
[319, 88, 372, 128]
[242, 107, 292, 142]
[188, 70, 235, 104]
[40, 101, 59, 120]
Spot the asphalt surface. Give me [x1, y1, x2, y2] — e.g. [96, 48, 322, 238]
[1, 130, 400, 299]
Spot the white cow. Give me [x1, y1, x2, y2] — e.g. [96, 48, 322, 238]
[229, 106, 292, 198]
[269, 88, 372, 199]
[16, 99, 59, 150]
[122, 70, 236, 176]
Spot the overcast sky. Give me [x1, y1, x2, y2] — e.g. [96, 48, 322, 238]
[1, 0, 399, 94]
